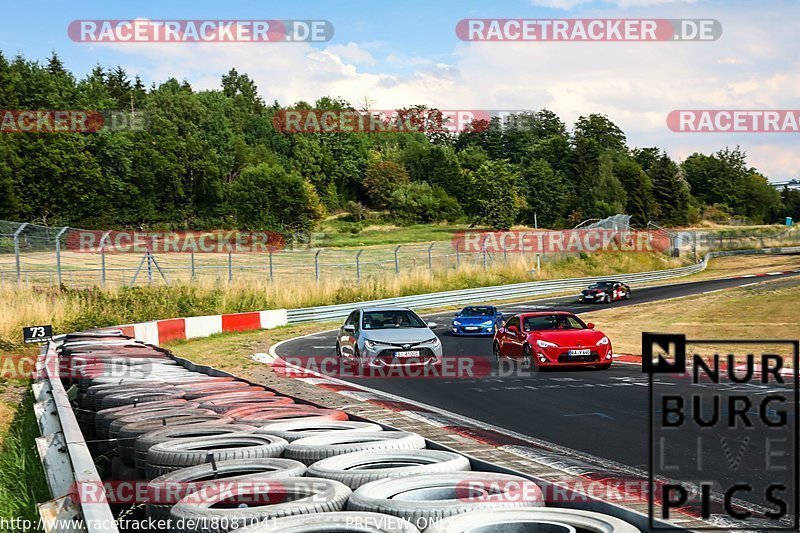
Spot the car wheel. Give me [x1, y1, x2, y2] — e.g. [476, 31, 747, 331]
[335, 342, 342, 358]
[595, 362, 612, 370]
[604, 293, 611, 304]
[354, 347, 365, 369]
[492, 342, 502, 364]
[624, 291, 631, 300]
[522, 344, 537, 370]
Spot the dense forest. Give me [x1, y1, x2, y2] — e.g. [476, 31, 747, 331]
[0, 52, 798, 233]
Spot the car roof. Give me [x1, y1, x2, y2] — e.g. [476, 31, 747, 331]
[462, 305, 494, 309]
[517, 311, 576, 319]
[359, 307, 413, 313]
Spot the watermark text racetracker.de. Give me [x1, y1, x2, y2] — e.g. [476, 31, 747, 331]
[69, 19, 333, 43]
[0, 110, 147, 133]
[456, 18, 721, 41]
[272, 109, 536, 135]
[452, 229, 671, 254]
[668, 110, 800, 133]
[67, 230, 286, 254]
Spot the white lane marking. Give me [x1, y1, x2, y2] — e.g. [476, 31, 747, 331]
[312, 345, 332, 349]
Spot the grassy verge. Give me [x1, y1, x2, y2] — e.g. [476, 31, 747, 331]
[582, 278, 800, 361]
[0, 252, 684, 355]
[313, 217, 475, 247]
[0, 381, 49, 529]
[167, 322, 337, 374]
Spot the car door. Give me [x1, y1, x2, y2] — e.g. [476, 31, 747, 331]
[501, 316, 523, 357]
[339, 311, 359, 358]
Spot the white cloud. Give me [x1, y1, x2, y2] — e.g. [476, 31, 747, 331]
[324, 42, 376, 65]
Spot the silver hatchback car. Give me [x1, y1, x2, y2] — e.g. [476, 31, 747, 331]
[336, 307, 442, 367]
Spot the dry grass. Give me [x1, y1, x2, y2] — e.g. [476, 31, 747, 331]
[583, 279, 800, 361]
[689, 253, 800, 281]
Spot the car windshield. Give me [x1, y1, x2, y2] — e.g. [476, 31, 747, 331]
[363, 310, 427, 329]
[523, 314, 586, 331]
[460, 306, 493, 317]
[588, 282, 614, 289]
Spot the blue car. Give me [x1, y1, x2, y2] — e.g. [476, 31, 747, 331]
[451, 305, 504, 336]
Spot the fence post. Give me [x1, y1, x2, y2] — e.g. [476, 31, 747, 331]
[228, 251, 233, 283]
[147, 252, 153, 284]
[482, 235, 489, 270]
[55, 226, 68, 286]
[268, 248, 274, 280]
[190, 248, 196, 280]
[502, 238, 508, 265]
[455, 244, 460, 268]
[12, 223, 27, 283]
[394, 245, 401, 274]
[99, 230, 111, 287]
[427, 243, 435, 271]
[356, 250, 363, 283]
[315, 249, 321, 282]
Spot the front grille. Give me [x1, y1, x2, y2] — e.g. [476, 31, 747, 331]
[557, 351, 600, 363]
[374, 340, 425, 348]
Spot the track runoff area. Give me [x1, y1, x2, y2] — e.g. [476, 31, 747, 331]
[275, 269, 800, 529]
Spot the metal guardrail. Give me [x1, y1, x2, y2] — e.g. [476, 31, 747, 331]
[286, 247, 800, 323]
[34, 338, 119, 533]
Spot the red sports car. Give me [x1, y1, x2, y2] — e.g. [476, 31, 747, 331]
[492, 311, 613, 369]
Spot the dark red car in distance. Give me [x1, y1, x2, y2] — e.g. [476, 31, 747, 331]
[493, 311, 613, 369]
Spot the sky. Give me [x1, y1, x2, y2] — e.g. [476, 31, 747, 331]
[1, 0, 798, 180]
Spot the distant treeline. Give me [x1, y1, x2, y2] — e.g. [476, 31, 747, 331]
[0, 52, 798, 232]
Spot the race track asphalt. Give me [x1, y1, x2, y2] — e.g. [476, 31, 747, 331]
[275, 271, 800, 510]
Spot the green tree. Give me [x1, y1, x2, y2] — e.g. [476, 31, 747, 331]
[362, 157, 410, 208]
[229, 164, 324, 231]
[388, 182, 462, 224]
[518, 158, 569, 228]
[470, 161, 523, 229]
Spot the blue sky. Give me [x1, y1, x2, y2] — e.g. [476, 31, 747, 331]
[1, 0, 798, 179]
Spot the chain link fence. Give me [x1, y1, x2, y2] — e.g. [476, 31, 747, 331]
[0, 220, 574, 288]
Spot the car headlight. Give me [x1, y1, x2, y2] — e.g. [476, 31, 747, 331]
[536, 339, 558, 349]
[481, 320, 493, 326]
[364, 339, 380, 349]
[427, 337, 441, 347]
[596, 336, 609, 346]
[453, 320, 461, 326]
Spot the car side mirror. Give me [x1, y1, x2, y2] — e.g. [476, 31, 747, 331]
[586, 323, 595, 329]
[343, 324, 355, 332]
[508, 325, 519, 334]
[454, 313, 461, 317]
[426, 322, 438, 329]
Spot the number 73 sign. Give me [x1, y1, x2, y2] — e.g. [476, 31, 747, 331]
[23, 325, 53, 343]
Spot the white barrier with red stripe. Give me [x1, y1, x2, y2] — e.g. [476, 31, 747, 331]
[117, 309, 287, 345]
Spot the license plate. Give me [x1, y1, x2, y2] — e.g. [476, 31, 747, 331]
[569, 349, 591, 356]
[395, 350, 420, 358]
[465, 327, 480, 331]
[583, 295, 594, 299]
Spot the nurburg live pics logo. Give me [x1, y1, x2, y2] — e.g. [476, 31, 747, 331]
[643, 332, 799, 530]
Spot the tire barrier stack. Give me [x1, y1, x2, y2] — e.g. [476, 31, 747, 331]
[55, 331, 642, 533]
